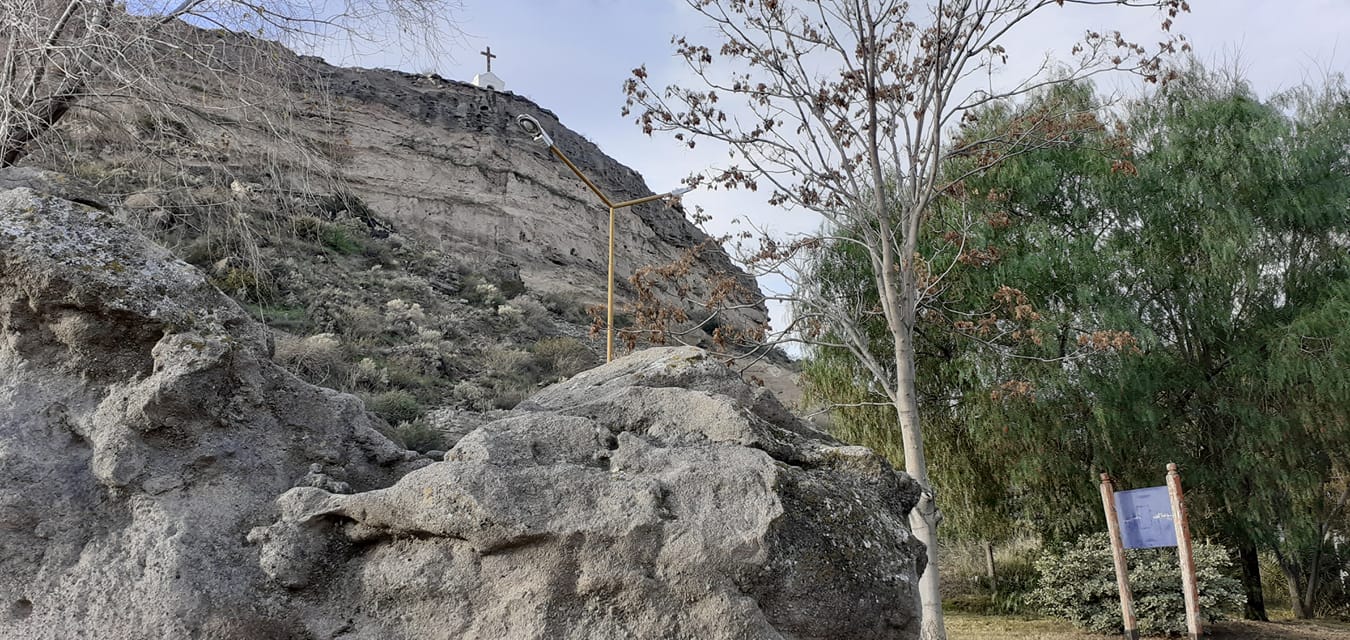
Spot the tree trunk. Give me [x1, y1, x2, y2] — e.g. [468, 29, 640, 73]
[1302, 540, 1324, 618]
[984, 540, 997, 591]
[1239, 541, 1269, 621]
[1277, 557, 1309, 619]
[893, 327, 945, 640]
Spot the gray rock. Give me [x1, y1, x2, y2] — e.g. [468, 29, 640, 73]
[0, 187, 422, 640]
[252, 347, 926, 639]
[0, 186, 923, 639]
[0, 167, 107, 210]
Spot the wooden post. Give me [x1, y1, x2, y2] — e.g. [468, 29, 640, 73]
[984, 540, 998, 591]
[1167, 463, 1203, 639]
[1100, 473, 1138, 640]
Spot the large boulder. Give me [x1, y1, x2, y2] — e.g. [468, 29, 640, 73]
[0, 179, 924, 639]
[251, 346, 926, 639]
[0, 180, 425, 639]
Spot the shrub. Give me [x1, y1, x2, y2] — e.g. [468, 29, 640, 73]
[392, 417, 444, 452]
[539, 291, 591, 324]
[294, 215, 363, 254]
[496, 304, 524, 321]
[365, 390, 423, 426]
[1032, 532, 1244, 635]
[451, 380, 492, 412]
[318, 223, 363, 254]
[351, 357, 389, 390]
[211, 266, 276, 303]
[484, 347, 538, 377]
[274, 333, 346, 387]
[508, 295, 554, 336]
[532, 337, 596, 378]
[940, 538, 1041, 615]
[342, 306, 384, 340]
[460, 277, 505, 306]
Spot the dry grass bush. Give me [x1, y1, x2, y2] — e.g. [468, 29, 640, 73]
[484, 347, 537, 375]
[342, 306, 384, 341]
[274, 332, 347, 388]
[532, 337, 596, 378]
[539, 291, 593, 325]
[451, 380, 492, 412]
[507, 294, 554, 336]
[940, 537, 1042, 615]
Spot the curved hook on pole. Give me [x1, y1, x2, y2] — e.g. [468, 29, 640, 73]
[515, 114, 554, 147]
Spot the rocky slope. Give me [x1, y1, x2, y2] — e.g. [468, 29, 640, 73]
[48, 23, 765, 329]
[0, 184, 922, 639]
[22, 26, 778, 447]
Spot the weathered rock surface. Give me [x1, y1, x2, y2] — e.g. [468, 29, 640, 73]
[66, 24, 767, 333]
[252, 346, 925, 639]
[0, 183, 922, 639]
[306, 61, 765, 328]
[0, 182, 426, 639]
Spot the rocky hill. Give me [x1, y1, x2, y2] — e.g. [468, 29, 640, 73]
[22, 25, 773, 448]
[0, 184, 923, 639]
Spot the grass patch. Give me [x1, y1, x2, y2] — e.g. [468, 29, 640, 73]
[246, 304, 308, 331]
[945, 613, 1350, 639]
[318, 224, 363, 254]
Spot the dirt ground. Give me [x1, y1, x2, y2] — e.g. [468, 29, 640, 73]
[946, 613, 1350, 639]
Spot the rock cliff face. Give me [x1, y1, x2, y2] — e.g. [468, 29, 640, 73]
[311, 62, 759, 321]
[57, 25, 766, 332]
[0, 185, 921, 639]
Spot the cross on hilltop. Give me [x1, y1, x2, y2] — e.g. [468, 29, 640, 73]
[472, 46, 505, 91]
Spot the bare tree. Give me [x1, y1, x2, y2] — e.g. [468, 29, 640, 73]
[623, 1, 1187, 637]
[0, 0, 460, 167]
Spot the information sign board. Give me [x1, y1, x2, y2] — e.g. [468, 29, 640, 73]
[1115, 486, 1177, 549]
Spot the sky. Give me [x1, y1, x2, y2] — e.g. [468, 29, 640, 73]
[319, 0, 1350, 336]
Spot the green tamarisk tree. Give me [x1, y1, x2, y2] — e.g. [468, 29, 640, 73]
[803, 68, 1350, 619]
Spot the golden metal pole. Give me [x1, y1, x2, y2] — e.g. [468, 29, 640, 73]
[611, 192, 673, 209]
[517, 119, 685, 363]
[549, 147, 612, 208]
[607, 205, 616, 362]
[1100, 473, 1139, 640]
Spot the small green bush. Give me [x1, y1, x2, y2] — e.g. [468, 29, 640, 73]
[1032, 532, 1244, 635]
[392, 417, 444, 452]
[366, 390, 423, 426]
[319, 223, 362, 254]
[294, 215, 363, 254]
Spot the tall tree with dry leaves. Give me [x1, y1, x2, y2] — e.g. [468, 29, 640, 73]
[623, 1, 1188, 636]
